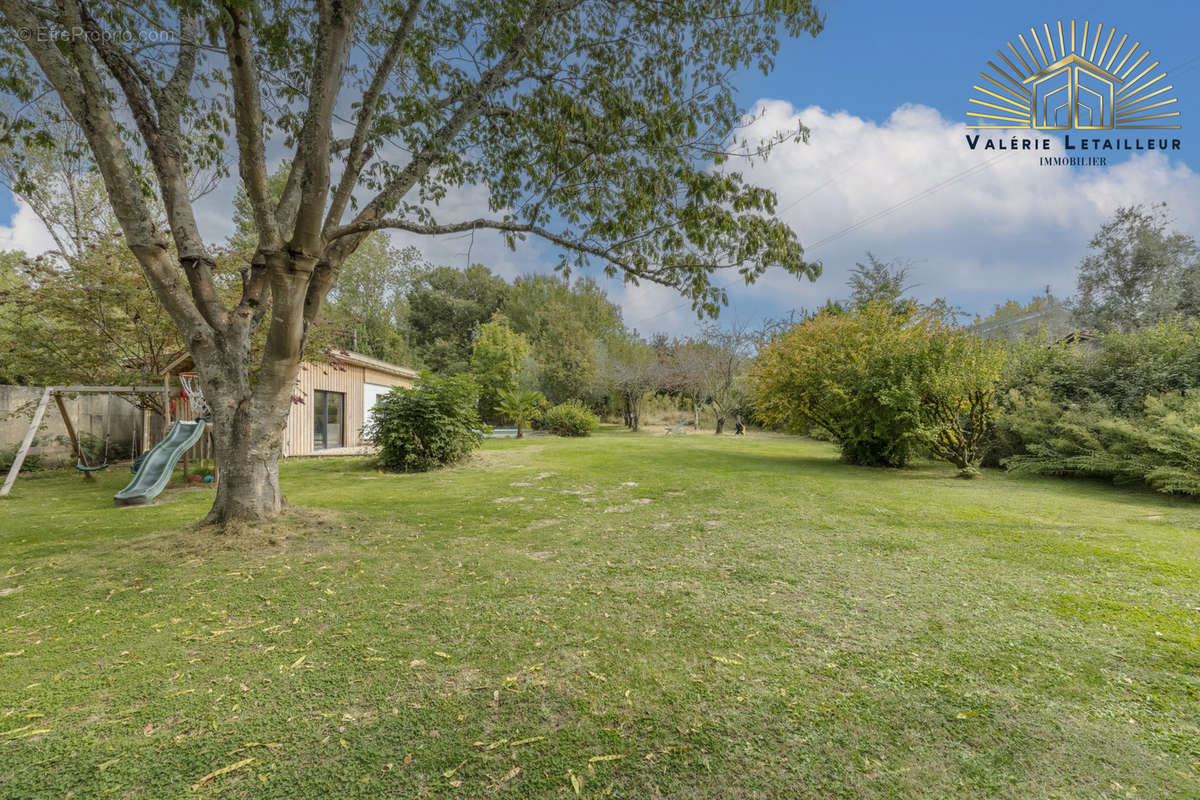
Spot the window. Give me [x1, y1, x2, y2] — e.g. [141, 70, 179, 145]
[313, 390, 344, 450]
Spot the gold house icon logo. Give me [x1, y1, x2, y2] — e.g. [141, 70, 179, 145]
[968, 20, 1180, 130]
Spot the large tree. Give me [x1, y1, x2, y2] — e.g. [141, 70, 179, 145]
[0, 0, 822, 523]
[1073, 204, 1200, 332]
[405, 264, 509, 373]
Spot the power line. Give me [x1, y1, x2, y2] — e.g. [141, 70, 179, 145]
[802, 151, 1011, 252]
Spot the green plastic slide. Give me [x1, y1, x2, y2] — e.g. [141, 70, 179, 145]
[113, 419, 207, 506]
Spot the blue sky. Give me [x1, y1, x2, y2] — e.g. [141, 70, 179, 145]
[739, 0, 1199, 133]
[4, 1, 1200, 336]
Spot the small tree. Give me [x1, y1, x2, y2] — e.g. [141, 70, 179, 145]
[663, 339, 708, 430]
[696, 322, 754, 433]
[920, 330, 1006, 477]
[496, 388, 545, 438]
[608, 338, 662, 431]
[0, 239, 183, 395]
[470, 313, 531, 421]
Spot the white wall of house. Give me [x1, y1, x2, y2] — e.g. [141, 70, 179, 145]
[362, 382, 391, 429]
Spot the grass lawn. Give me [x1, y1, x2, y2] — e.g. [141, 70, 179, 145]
[1, 431, 1199, 798]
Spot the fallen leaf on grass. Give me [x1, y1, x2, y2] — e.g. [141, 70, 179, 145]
[570, 772, 583, 796]
[190, 757, 254, 791]
[588, 754, 623, 763]
[4, 728, 50, 741]
[511, 736, 544, 747]
[442, 760, 466, 778]
[0, 724, 33, 738]
[499, 766, 520, 783]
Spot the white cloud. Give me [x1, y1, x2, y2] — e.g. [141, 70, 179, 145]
[0, 198, 58, 255]
[720, 100, 1200, 321]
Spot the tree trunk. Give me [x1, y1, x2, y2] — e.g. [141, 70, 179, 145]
[197, 341, 302, 525]
[516, 424, 524, 439]
[207, 425, 284, 523]
[715, 415, 725, 434]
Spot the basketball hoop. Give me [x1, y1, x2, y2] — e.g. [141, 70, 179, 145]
[178, 371, 212, 418]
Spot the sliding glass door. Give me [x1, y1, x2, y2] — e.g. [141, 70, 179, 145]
[313, 390, 344, 450]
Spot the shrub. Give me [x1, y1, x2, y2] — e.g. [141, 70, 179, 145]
[543, 399, 599, 437]
[0, 444, 41, 473]
[1002, 318, 1200, 415]
[365, 373, 484, 472]
[749, 302, 926, 466]
[981, 386, 1066, 468]
[749, 301, 1004, 472]
[1005, 390, 1200, 496]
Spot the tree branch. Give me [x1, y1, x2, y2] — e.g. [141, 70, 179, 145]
[73, 0, 226, 329]
[0, 0, 208, 340]
[323, 0, 423, 235]
[274, 0, 360, 250]
[327, 0, 576, 265]
[220, 3, 281, 252]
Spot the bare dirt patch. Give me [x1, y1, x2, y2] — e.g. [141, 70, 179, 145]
[604, 499, 653, 513]
[130, 506, 356, 559]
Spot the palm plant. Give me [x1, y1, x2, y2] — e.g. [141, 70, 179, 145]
[496, 389, 545, 438]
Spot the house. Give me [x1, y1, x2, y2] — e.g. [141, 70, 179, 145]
[163, 350, 418, 456]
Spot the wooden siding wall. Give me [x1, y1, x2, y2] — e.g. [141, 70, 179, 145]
[172, 361, 414, 458]
[283, 362, 361, 456]
[282, 362, 414, 456]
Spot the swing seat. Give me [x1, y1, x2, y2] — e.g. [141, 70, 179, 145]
[75, 462, 110, 473]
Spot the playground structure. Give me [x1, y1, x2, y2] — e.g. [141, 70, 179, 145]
[1, 384, 161, 497]
[1, 375, 217, 504]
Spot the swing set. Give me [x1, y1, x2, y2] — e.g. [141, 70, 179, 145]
[0, 384, 164, 497]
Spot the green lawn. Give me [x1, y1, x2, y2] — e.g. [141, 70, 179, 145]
[1, 431, 1198, 798]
